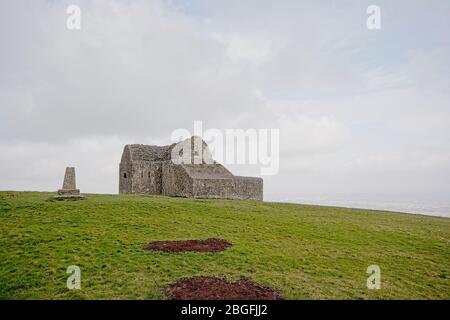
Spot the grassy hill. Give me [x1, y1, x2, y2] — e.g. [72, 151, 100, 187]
[0, 191, 449, 300]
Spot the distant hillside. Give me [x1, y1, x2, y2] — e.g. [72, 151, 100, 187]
[0, 191, 449, 299]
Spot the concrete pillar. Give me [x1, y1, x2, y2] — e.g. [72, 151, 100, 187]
[57, 167, 80, 196]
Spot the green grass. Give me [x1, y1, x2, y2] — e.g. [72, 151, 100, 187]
[0, 191, 449, 300]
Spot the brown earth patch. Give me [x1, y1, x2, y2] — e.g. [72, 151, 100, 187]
[143, 238, 232, 253]
[165, 276, 284, 300]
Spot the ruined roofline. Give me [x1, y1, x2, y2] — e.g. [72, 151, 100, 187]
[121, 143, 176, 163]
[122, 136, 211, 163]
[180, 163, 234, 180]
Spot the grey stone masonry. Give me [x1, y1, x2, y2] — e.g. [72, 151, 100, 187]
[57, 167, 80, 196]
[119, 136, 263, 201]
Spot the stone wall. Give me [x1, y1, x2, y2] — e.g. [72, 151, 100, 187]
[161, 161, 193, 197]
[119, 162, 132, 194]
[232, 176, 263, 200]
[161, 162, 263, 201]
[192, 178, 236, 199]
[130, 161, 163, 194]
[119, 145, 166, 195]
[191, 176, 263, 200]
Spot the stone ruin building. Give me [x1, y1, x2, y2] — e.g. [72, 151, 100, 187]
[119, 136, 263, 200]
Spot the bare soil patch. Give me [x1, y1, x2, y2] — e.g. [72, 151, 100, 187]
[143, 238, 232, 253]
[165, 276, 284, 300]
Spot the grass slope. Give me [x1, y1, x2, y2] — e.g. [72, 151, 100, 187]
[0, 191, 449, 300]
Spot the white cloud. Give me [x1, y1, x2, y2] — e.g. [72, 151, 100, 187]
[211, 33, 271, 63]
[0, 0, 450, 204]
[0, 137, 125, 193]
[276, 113, 351, 156]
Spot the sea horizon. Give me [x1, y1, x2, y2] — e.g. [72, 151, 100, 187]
[266, 193, 450, 218]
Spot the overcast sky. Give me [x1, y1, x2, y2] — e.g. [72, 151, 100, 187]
[1, 0, 449, 202]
